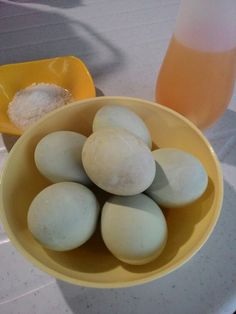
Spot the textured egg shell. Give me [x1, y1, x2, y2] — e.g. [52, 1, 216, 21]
[101, 194, 167, 265]
[146, 148, 208, 208]
[82, 128, 156, 196]
[27, 182, 100, 251]
[93, 105, 152, 148]
[34, 131, 90, 185]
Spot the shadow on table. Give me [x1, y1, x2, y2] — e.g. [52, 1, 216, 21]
[204, 108, 236, 167]
[56, 179, 236, 314]
[6, 0, 85, 8]
[0, 0, 125, 80]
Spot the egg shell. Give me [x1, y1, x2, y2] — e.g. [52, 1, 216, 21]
[101, 194, 168, 265]
[34, 131, 90, 185]
[93, 105, 152, 148]
[146, 148, 208, 208]
[82, 128, 156, 196]
[27, 182, 100, 251]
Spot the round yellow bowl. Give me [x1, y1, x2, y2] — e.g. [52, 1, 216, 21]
[0, 97, 223, 288]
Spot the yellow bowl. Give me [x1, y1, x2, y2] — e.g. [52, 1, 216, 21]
[0, 97, 223, 288]
[0, 56, 96, 135]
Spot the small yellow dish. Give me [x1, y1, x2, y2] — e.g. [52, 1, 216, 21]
[0, 56, 96, 135]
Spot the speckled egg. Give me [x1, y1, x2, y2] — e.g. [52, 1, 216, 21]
[101, 194, 167, 265]
[146, 148, 208, 208]
[93, 105, 152, 148]
[82, 128, 156, 195]
[34, 131, 90, 185]
[27, 182, 100, 251]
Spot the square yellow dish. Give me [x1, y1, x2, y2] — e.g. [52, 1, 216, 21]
[0, 56, 96, 135]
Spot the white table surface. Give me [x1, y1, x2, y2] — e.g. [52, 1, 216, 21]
[0, 1, 236, 313]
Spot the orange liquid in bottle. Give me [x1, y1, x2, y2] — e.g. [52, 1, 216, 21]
[156, 36, 236, 129]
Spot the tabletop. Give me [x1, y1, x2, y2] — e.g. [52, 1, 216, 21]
[0, 1, 236, 314]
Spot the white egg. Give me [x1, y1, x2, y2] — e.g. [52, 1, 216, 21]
[35, 131, 90, 185]
[27, 182, 100, 251]
[93, 105, 152, 148]
[82, 128, 156, 195]
[101, 194, 167, 265]
[146, 148, 208, 208]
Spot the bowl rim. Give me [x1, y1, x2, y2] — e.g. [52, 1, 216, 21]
[0, 96, 224, 288]
[0, 55, 96, 136]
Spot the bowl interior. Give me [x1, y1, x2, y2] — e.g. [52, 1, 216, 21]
[0, 56, 95, 135]
[0, 97, 222, 287]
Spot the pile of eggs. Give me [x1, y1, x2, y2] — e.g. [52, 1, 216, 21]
[28, 105, 208, 265]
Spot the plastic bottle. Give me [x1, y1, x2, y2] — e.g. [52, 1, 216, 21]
[156, 0, 236, 129]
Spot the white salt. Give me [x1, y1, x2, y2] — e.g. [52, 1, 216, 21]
[8, 83, 72, 130]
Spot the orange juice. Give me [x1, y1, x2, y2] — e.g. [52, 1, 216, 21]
[156, 36, 236, 129]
